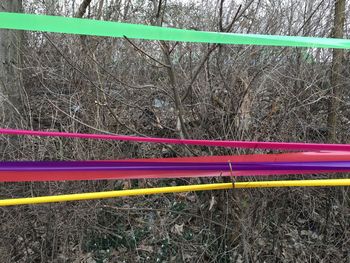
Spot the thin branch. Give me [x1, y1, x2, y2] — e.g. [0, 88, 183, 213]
[223, 3, 242, 32]
[85, 47, 165, 90]
[296, 0, 325, 35]
[182, 2, 247, 101]
[74, 0, 92, 18]
[44, 33, 155, 115]
[156, 0, 162, 19]
[43, 33, 103, 93]
[159, 40, 189, 139]
[47, 99, 115, 135]
[219, 0, 224, 32]
[182, 44, 218, 101]
[123, 36, 170, 68]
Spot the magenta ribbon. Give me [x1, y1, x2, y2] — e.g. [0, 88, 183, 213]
[1, 128, 350, 151]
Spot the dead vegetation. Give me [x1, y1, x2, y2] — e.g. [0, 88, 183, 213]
[0, 0, 349, 262]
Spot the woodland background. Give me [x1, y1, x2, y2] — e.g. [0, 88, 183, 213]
[0, 0, 349, 262]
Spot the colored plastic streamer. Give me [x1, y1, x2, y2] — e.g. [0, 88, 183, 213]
[2, 148, 350, 182]
[0, 168, 340, 182]
[2, 160, 350, 171]
[0, 179, 349, 206]
[1, 12, 350, 49]
[2, 128, 350, 151]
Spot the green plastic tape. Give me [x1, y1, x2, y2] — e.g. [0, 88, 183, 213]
[0, 12, 349, 49]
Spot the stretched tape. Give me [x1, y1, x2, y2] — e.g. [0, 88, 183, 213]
[2, 160, 350, 171]
[1, 128, 350, 151]
[0, 12, 350, 49]
[1, 151, 350, 181]
[1, 179, 349, 206]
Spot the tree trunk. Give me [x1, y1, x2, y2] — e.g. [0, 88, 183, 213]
[327, 0, 345, 142]
[0, 1, 23, 123]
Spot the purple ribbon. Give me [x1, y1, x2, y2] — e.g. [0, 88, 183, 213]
[1, 161, 350, 171]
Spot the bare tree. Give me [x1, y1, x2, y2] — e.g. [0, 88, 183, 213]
[327, 0, 346, 142]
[0, 1, 23, 123]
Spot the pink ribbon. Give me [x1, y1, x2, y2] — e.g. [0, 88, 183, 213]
[1, 128, 350, 151]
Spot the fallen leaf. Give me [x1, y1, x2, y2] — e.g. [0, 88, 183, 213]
[137, 245, 154, 253]
[209, 196, 216, 211]
[172, 223, 184, 235]
[123, 180, 131, 189]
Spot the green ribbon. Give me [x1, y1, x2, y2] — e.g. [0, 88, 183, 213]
[0, 12, 349, 49]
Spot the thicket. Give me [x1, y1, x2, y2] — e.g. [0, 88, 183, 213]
[0, 0, 349, 262]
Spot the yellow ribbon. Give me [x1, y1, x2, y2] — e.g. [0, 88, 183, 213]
[1, 178, 349, 206]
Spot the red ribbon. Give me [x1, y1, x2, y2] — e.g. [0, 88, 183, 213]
[1, 151, 349, 182]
